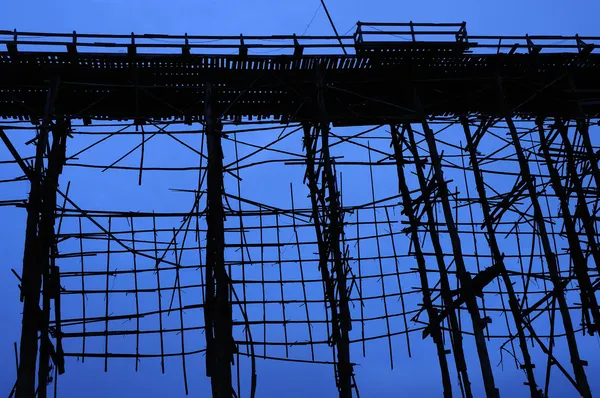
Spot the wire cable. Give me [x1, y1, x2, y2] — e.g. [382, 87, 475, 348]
[319, 0, 347, 54]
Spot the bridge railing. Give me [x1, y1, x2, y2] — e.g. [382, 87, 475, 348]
[0, 24, 599, 56]
[467, 34, 600, 55]
[0, 29, 355, 56]
[354, 22, 468, 45]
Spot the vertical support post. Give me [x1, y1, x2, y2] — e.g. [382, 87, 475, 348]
[537, 119, 600, 332]
[38, 118, 68, 398]
[461, 117, 540, 396]
[203, 82, 234, 398]
[303, 122, 338, 367]
[554, 119, 600, 274]
[414, 114, 498, 398]
[302, 63, 353, 398]
[104, 217, 111, 373]
[319, 89, 352, 398]
[16, 78, 61, 398]
[130, 217, 140, 371]
[501, 101, 591, 396]
[78, 218, 86, 364]
[400, 123, 473, 398]
[389, 125, 452, 398]
[17, 130, 45, 397]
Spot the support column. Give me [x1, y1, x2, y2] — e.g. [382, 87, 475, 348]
[554, 119, 600, 275]
[37, 119, 68, 398]
[16, 78, 62, 398]
[411, 118, 498, 397]
[401, 123, 473, 398]
[302, 64, 353, 398]
[390, 125, 452, 398]
[203, 82, 234, 398]
[503, 111, 591, 397]
[461, 117, 540, 397]
[538, 119, 600, 332]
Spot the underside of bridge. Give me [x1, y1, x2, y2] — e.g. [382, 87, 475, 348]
[2, 22, 600, 398]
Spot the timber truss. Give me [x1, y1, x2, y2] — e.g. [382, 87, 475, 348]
[1, 22, 600, 398]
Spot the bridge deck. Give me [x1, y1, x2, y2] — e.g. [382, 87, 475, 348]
[1, 27, 600, 125]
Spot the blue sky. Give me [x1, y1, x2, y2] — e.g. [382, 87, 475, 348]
[1, 1, 600, 397]
[3, 0, 600, 38]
